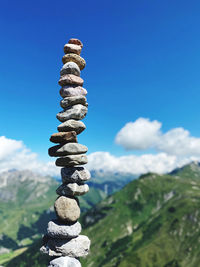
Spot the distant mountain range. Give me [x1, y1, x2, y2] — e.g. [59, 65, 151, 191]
[6, 162, 200, 267]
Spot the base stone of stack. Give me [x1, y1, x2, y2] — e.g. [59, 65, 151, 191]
[61, 167, 91, 183]
[47, 220, 81, 239]
[48, 256, 81, 267]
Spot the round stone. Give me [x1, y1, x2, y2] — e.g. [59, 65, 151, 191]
[49, 143, 88, 157]
[48, 256, 81, 267]
[56, 183, 89, 196]
[57, 120, 86, 135]
[60, 86, 87, 98]
[47, 220, 81, 239]
[54, 196, 80, 223]
[55, 154, 88, 167]
[60, 96, 87, 109]
[50, 132, 77, 144]
[62, 54, 86, 70]
[68, 38, 83, 48]
[56, 104, 88, 122]
[60, 62, 80, 76]
[58, 74, 83, 87]
[64, 43, 82, 55]
[61, 167, 91, 183]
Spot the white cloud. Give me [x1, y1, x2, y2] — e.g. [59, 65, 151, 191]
[115, 118, 200, 156]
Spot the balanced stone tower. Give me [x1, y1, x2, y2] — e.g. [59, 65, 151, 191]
[40, 38, 91, 267]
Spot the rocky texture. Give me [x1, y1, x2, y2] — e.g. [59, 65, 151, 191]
[68, 38, 83, 48]
[61, 167, 91, 183]
[58, 120, 86, 134]
[49, 143, 88, 157]
[60, 62, 80, 77]
[60, 96, 87, 109]
[47, 220, 81, 239]
[50, 132, 77, 144]
[54, 196, 80, 223]
[56, 183, 89, 197]
[41, 235, 90, 257]
[58, 74, 83, 87]
[56, 154, 88, 167]
[60, 86, 87, 98]
[48, 256, 81, 267]
[64, 43, 82, 55]
[62, 54, 86, 70]
[56, 104, 88, 122]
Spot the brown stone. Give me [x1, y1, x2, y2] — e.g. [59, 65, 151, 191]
[64, 44, 82, 55]
[58, 74, 84, 87]
[50, 132, 77, 144]
[62, 54, 86, 70]
[54, 196, 80, 223]
[68, 38, 83, 48]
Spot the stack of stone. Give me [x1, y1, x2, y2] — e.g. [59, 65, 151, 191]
[40, 38, 91, 267]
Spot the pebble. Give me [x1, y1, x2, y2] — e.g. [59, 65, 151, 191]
[60, 96, 87, 109]
[47, 220, 81, 239]
[56, 183, 89, 196]
[49, 143, 88, 157]
[54, 196, 80, 223]
[58, 120, 86, 134]
[56, 154, 88, 167]
[50, 132, 77, 144]
[56, 104, 88, 122]
[61, 167, 91, 183]
[58, 74, 83, 87]
[64, 43, 82, 55]
[68, 38, 83, 48]
[60, 62, 80, 76]
[60, 86, 87, 98]
[41, 235, 90, 257]
[62, 54, 86, 70]
[48, 256, 81, 267]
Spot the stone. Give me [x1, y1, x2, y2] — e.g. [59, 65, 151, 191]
[47, 220, 81, 239]
[64, 43, 82, 55]
[62, 54, 86, 70]
[60, 96, 87, 109]
[56, 183, 89, 196]
[60, 62, 80, 76]
[54, 196, 80, 223]
[48, 256, 81, 267]
[50, 132, 77, 144]
[56, 104, 88, 122]
[68, 38, 83, 48]
[61, 167, 91, 183]
[41, 235, 90, 257]
[56, 154, 88, 167]
[58, 120, 86, 134]
[60, 86, 87, 98]
[49, 143, 88, 157]
[58, 74, 83, 87]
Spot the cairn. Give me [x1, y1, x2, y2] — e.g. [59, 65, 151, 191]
[40, 38, 91, 267]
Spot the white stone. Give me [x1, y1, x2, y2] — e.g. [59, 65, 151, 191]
[48, 256, 81, 267]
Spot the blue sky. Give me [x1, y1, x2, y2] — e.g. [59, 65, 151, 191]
[1, 0, 200, 175]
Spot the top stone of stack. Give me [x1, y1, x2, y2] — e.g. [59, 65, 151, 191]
[64, 38, 83, 56]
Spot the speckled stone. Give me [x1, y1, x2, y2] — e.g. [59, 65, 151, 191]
[57, 120, 86, 135]
[56, 183, 89, 197]
[58, 74, 84, 86]
[64, 43, 82, 55]
[49, 143, 88, 157]
[56, 154, 88, 167]
[61, 167, 91, 183]
[50, 132, 77, 144]
[56, 104, 88, 122]
[48, 256, 81, 267]
[60, 86, 87, 98]
[62, 54, 86, 70]
[60, 62, 80, 76]
[68, 38, 83, 48]
[60, 96, 87, 109]
[47, 220, 81, 239]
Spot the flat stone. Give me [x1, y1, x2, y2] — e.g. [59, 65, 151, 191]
[60, 86, 87, 98]
[61, 167, 91, 183]
[48, 256, 81, 267]
[62, 54, 86, 70]
[47, 220, 81, 239]
[58, 120, 86, 135]
[60, 96, 87, 109]
[56, 183, 89, 197]
[56, 105, 88, 122]
[56, 155, 88, 167]
[68, 38, 83, 48]
[41, 235, 90, 257]
[64, 44, 82, 55]
[50, 132, 77, 144]
[49, 143, 88, 157]
[58, 74, 83, 87]
[60, 62, 80, 76]
[54, 196, 80, 223]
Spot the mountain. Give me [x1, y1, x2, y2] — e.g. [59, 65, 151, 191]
[7, 162, 200, 267]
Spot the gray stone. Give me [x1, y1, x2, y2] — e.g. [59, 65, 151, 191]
[54, 196, 80, 223]
[49, 143, 88, 157]
[58, 120, 86, 135]
[56, 105, 88, 122]
[61, 167, 91, 183]
[60, 96, 87, 109]
[56, 155, 88, 167]
[60, 86, 87, 98]
[47, 220, 81, 239]
[60, 62, 80, 77]
[48, 256, 81, 267]
[41, 235, 90, 257]
[56, 183, 89, 196]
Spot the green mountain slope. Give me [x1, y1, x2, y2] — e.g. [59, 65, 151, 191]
[7, 162, 200, 267]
